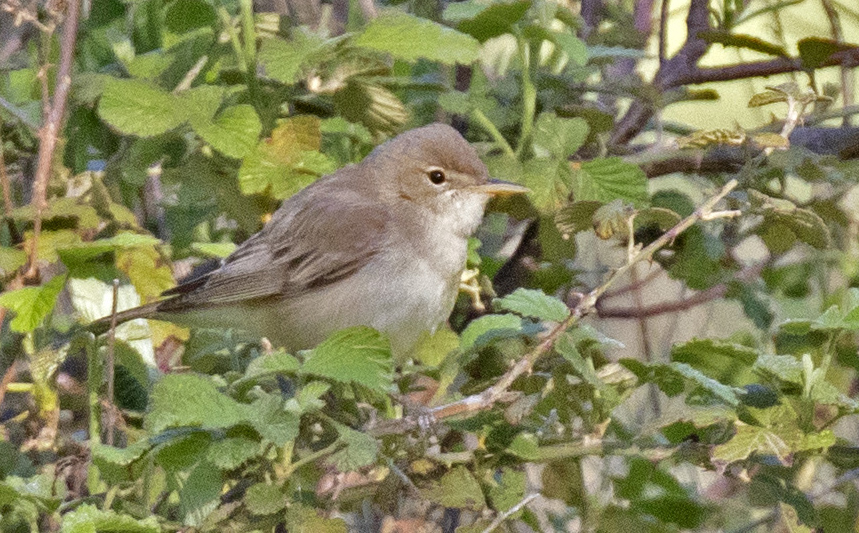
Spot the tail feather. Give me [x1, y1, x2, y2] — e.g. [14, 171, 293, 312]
[88, 301, 164, 336]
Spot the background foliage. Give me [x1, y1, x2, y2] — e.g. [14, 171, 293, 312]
[1, 0, 859, 531]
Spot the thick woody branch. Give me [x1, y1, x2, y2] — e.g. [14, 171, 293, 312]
[24, 0, 81, 280]
[371, 179, 740, 437]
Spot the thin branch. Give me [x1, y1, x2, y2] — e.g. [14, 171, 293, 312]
[105, 279, 119, 446]
[172, 55, 208, 94]
[598, 263, 763, 318]
[0, 129, 14, 216]
[0, 95, 40, 131]
[672, 47, 859, 86]
[25, 0, 81, 280]
[600, 268, 663, 299]
[371, 179, 739, 436]
[480, 493, 540, 533]
[658, 0, 670, 65]
[611, 0, 711, 146]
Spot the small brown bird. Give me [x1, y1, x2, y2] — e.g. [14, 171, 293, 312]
[93, 123, 528, 357]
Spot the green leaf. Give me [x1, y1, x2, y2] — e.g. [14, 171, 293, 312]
[91, 439, 151, 468]
[244, 483, 287, 515]
[713, 424, 791, 464]
[178, 460, 222, 527]
[506, 432, 540, 460]
[332, 80, 409, 136]
[189, 242, 236, 258]
[58, 232, 162, 265]
[460, 314, 524, 351]
[0, 246, 27, 276]
[667, 226, 726, 290]
[551, 31, 588, 67]
[621, 360, 740, 404]
[488, 156, 570, 212]
[291, 380, 330, 413]
[206, 436, 262, 470]
[494, 288, 569, 322]
[354, 12, 480, 65]
[555, 334, 617, 403]
[190, 104, 262, 159]
[532, 113, 589, 160]
[258, 31, 332, 85]
[749, 191, 831, 250]
[445, 1, 532, 43]
[61, 504, 161, 533]
[232, 350, 300, 395]
[422, 466, 486, 510]
[248, 394, 300, 446]
[164, 0, 216, 33]
[571, 157, 648, 206]
[285, 504, 348, 533]
[671, 338, 759, 372]
[554, 201, 602, 235]
[98, 78, 185, 137]
[697, 30, 787, 56]
[488, 468, 527, 513]
[0, 275, 65, 332]
[670, 362, 741, 406]
[145, 374, 249, 433]
[300, 327, 393, 394]
[798, 37, 850, 69]
[301, 326, 393, 393]
[329, 423, 379, 471]
[238, 116, 335, 199]
[634, 207, 682, 232]
[754, 354, 803, 385]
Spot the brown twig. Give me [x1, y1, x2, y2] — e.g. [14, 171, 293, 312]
[658, 0, 670, 66]
[0, 127, 21, 244]
[0, 129, 13, 216]
[105, 279, 119, 446]
[370, 179, 740, 437]
[672, 48, 859, 86]
[24, 0, 81, 280]
[600, 267, 663, 299]
[609, 0, 859, 147]
[611, 0, 711, 146]
[597, 263, 765, 318]
[821, 0, 854, 127]
[0, 362, 18, 413]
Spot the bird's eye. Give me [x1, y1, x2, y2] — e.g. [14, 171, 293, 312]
[428, 169, 446, 185]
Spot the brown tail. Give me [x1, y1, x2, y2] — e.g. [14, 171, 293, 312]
[88, 301, 164, 336]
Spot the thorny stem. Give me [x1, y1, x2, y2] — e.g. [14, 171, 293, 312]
[25, 0, 81, 280]
[371, 179, 740, 436]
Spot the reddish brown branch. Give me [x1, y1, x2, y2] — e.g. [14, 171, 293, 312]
[597, 263, 764, 318]
[24, 0, 81, 280]
[609, 0, 859, 147]
[611, 0, 711, 146]
[672, 47, 859, 86]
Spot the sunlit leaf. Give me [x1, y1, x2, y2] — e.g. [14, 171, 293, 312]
[354, 12, 480, 65]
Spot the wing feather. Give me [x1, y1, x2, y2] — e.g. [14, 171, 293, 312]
[156, 188, 389, 313]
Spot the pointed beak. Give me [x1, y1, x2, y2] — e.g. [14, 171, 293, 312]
[469, 178, 529, 196]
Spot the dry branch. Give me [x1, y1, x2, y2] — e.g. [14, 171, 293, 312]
[24, 0, 81, 280]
